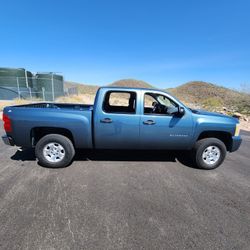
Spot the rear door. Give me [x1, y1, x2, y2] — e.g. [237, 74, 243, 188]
[94, 90, 140, 149]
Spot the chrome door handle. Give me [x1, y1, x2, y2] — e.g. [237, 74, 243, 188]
[100, 118, 112, 123]
[143, 120, 156, 125]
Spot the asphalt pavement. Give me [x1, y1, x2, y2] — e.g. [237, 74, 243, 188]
[0, 123, 249, 250]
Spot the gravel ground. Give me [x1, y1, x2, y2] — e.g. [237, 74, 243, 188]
[0, 123, 249, 250]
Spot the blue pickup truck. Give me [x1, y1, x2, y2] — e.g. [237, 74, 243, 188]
[2, 87, 242, 169]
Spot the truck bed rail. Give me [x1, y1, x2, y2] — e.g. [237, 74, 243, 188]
[11, 102, 93, 110]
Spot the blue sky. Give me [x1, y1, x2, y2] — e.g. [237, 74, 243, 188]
[0, 0, 250, 89]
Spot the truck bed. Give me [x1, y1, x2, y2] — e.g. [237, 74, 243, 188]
[4, 102, 94, 149]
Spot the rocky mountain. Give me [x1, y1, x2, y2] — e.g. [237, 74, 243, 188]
[166, 81, 250, 114]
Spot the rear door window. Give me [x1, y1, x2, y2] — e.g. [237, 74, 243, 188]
[103, 91, 137, 114]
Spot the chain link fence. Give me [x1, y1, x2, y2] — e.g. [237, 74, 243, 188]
[0, 76, 77, 102]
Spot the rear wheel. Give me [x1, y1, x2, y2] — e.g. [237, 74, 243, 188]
[193, 138, 227, 170]
[35, 134, 75, 168]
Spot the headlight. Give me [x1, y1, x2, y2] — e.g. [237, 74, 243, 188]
[234, 123, 240, 136]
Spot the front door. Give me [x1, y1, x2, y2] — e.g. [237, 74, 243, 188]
[94, 90, 140, 149]
[140, 92, 194, 150]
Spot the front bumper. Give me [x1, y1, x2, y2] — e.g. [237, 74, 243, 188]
[229, 136, 242, 152]
[1, 135, 15, 146]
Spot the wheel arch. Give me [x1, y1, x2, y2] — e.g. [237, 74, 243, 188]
[197, 131, 232, 151]
[31, 127, 75, 147]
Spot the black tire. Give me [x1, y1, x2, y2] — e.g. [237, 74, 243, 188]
[35, 134, 75, 168]
[193, 138, 227, 170]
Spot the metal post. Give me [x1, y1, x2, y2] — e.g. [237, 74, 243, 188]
[42, 87, 45, 101]
[25, 70, 29, 88]
[29, 87, 32, 100]
[16, 77, 21, 100]
[51, 73, 55, 101]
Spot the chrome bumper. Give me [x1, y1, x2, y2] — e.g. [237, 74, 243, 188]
[1, 135, 14, 146]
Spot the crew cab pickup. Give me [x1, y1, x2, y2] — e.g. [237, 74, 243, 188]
[2, 87, 242, 169]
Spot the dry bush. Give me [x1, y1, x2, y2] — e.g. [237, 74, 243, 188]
[56, 94, 95, 104]
[0, 98, 42, 111]
[0, 101, 13, 111]
[202, 97, 223, 111]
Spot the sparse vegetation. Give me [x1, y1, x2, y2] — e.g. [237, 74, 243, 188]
[167, 81, 250, 115]
[202, 97, 223, 111]
[232, 97, 250, 115]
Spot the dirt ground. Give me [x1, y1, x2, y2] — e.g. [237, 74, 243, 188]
[240, 119, 250, 131]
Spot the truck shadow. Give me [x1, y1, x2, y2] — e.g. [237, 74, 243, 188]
[11, 148, 196, 169]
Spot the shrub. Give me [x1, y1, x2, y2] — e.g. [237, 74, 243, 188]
[202, 97, 223, 110]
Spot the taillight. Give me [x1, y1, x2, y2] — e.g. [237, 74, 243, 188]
[2, 114, 12, 132]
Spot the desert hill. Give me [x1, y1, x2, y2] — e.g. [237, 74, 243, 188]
[109, 79, 154, 89]
[167, 81, 250, 114]
[65, 81, 99, 95]
[64, 79, 250, 115]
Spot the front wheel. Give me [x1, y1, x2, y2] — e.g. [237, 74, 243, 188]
[193, 138, 227, 170]
[35, 134, 75, 168]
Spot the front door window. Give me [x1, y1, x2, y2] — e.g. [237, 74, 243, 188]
[144, 93, 177, 115]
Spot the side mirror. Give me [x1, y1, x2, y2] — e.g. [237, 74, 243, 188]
[178, 106, 185, 116]
[167, 106, 179, 115]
